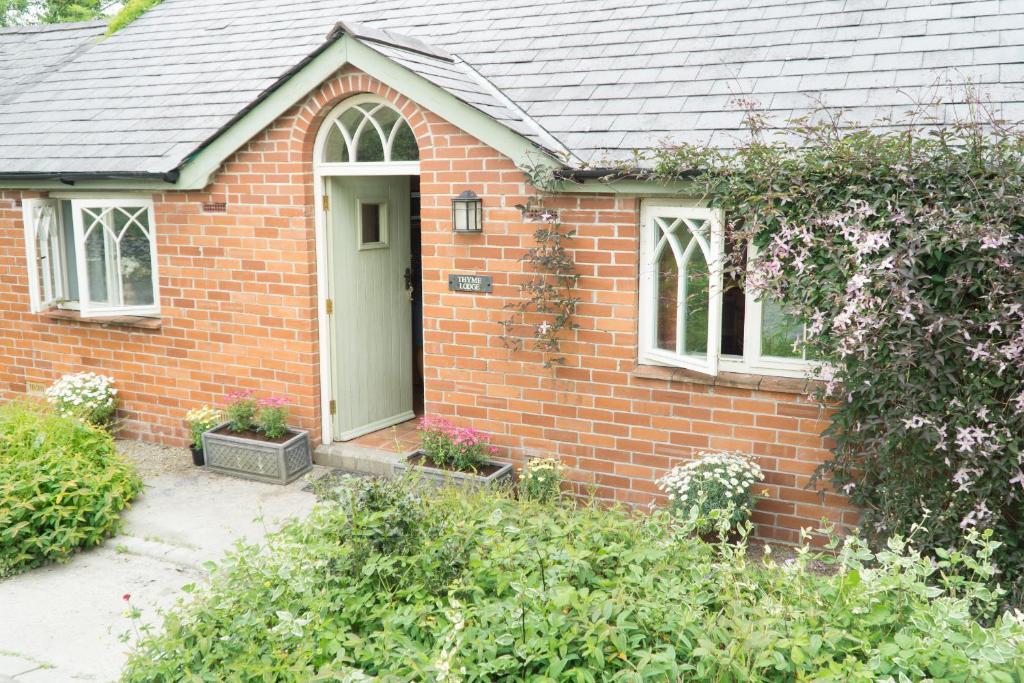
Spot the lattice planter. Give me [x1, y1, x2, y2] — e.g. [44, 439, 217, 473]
[393, 451, 514, 489]
[202, 423, 312, 485]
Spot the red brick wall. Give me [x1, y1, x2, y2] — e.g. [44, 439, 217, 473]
[0, 67, 854, 542]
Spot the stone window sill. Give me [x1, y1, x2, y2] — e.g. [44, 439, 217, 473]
[631, 363, 822, 395]
[41, 308, 162, 330]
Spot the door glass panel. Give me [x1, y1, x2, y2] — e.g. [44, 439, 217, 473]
[682, 252, 709, 355]
[762, 299, 803, 358]
[655, 245, 678, 352]
[360, 202, 384, 246]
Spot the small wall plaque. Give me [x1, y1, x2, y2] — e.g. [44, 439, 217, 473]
[448, 274, 493, 293]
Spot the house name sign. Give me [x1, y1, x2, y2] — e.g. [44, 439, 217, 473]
[448, 274, 493, 293]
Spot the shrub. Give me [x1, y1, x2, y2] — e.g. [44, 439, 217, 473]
[45, 372, 117, 428]
[255, 396, 289, 439]
[419, 415, 497, 472]
[658, 450, 764, 534]
[224, 390, 257, 433]
[646, 95, 1024, 605]
[0, 402, 142, 577]
[122, 482, 1024, 682]
[520, 456, 564, 502]
[184, 405, 221, 449]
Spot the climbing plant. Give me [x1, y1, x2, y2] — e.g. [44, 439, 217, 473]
[643, 94, 1024, 605]
[501, 162, 580, 368]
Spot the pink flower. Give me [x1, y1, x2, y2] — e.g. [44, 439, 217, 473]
[258, 396, 288, 408]
[122, 593, 131, 602]
[224, 389, 254, 403]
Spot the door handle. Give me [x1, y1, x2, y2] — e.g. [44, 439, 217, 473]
[404, 267, 415, 302]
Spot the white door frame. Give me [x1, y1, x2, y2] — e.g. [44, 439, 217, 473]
[312, 94, 421, 445]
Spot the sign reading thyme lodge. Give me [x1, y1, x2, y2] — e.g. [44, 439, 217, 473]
[448, 274, 493, 293]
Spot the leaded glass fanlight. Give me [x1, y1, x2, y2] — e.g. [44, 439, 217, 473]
[322, 100, 419, 163]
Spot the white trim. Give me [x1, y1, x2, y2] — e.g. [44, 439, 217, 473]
[314, 95, 423, 444]
[69, 197, 160, 318]
[638, 201, 814, 380]
[638, 202, 723, 376]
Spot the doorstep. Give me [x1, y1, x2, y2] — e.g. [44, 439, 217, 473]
[313, 442, 412, 476]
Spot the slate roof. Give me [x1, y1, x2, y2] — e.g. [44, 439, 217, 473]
[0, 0, 1022, 178]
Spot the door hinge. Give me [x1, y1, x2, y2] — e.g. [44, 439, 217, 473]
[322, 194, 330, 212]
[329, 400, 336, 416]
[325, 298, 333, 315]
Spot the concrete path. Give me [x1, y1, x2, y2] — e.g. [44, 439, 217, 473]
[0, 442, 320, 682]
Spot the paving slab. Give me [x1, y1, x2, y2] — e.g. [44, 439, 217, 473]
[0, 442, 322, 682]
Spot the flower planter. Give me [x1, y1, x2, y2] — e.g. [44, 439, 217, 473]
[393, 450, 513, 489]
[190, 445, 205, 467]
[202, 422, 312, 485]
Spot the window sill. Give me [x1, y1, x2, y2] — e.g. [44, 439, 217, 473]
[631, 363, 821, 395]
[40, 308, 162, 330]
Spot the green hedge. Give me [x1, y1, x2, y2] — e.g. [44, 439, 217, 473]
[122, 479, 1024, 682]
[0, 402, 143, 577]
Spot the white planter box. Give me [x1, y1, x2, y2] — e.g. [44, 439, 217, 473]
[202, 423, 312, 485]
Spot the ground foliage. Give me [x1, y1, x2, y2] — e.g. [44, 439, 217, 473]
[0, 401, 142, 577]
[641, 93, 1024, 605]
[121, 479, 1024, 682]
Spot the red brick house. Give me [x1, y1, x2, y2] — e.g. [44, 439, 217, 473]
[2, 1, 1021, 542]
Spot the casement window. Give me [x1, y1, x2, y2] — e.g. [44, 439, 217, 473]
[22, 197, 160, 317]
[639, 202, 814, 378]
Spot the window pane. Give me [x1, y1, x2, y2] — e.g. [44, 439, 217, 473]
[371, 105, 400, 139]
[360, 203, 383, 245]
[323, 124, 348, 162]
[682, 252, 709, 355]
[355, 125, 384, 161]
[391, 120, 419, 161]
[655, 246, 679, 352]
[119, 222, 154, 306]
[761, 299, 803, 358]
[84, 222, 112, 305]
[720, 275, 745, 355]
[61, 201, 78, 300]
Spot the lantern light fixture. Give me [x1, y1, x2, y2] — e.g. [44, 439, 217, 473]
[451, 190, 483, 233]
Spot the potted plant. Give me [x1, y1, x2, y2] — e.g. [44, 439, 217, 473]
[184, 405, 221, 466]
[201, 391, 312, 484]
[657, 450, 765, 542]
[393, 415, 512, 488]
[45, 372, 118, 429]
[520, 456, 565, 503]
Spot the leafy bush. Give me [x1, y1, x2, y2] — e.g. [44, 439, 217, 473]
[122, 481, 1024, 682]
[45, 372, 117, 428]
[106, 0, 162, 34]
[646, 95, 1024, 605]
[419, 415, 497, 472]
[520, 456, 564, 502]
[0, 402, 143, 577]
[658, 450, 764, 533]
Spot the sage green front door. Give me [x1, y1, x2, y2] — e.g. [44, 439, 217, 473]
[327, 176, 413, 441]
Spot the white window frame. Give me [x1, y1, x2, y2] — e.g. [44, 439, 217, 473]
[23, 196, 160, 318]
[22, 198, 67, 313]
[70, 198, 160, 318]
[640, 202, 815, 379]
[638, 203, 725, 376]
